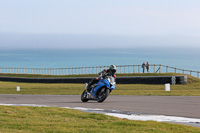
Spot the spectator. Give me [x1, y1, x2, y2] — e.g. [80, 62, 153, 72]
[146, 62, 150, 73]
[142, 62, 145, 73]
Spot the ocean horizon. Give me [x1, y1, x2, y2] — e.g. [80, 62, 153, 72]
[0, 48, 199, 72]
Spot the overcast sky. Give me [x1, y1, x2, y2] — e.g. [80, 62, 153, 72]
[0, 0, 200, 49]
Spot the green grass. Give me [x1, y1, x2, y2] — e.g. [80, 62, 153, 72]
[1, 81, 200, 96]
[0, 82, 83, 95]
[0, 73, 200, 96]
[0, 105, 199, 133]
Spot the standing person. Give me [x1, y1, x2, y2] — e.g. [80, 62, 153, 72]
[142, 62, 145, 73]
[146, 62, 150, 73]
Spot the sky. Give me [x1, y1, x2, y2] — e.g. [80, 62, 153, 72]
[0, 0, 200, 49]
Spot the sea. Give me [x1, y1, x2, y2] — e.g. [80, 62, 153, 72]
[0, 48, 199, 72]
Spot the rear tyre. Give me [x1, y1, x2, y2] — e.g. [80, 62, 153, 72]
[97, 88, 109, 103]
[81, 90, 89, 102]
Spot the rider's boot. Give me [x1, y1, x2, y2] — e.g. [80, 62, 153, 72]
[86, 82, 92, 92]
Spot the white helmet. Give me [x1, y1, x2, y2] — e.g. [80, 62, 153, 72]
[109, 65, 117, 75]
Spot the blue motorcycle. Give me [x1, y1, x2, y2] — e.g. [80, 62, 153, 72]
[81, 76, 116, 103]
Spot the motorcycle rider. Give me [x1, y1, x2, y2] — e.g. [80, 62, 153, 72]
[86, 65, 117, 92]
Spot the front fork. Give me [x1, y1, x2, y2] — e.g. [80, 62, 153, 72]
[85, 83, 88, 92]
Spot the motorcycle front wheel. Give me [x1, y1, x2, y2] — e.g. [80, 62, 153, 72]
[81, 90, 89, 102]
[97, 88, 109, 103]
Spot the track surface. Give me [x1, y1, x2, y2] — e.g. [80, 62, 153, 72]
[0, 94, 200, 119]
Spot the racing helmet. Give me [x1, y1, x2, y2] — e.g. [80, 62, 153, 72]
[109, 65, 117, 75]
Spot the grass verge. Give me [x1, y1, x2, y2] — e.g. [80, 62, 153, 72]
[0, 81, 200, 96]
[0, 105, 200, 133]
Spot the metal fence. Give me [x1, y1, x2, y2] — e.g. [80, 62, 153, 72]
[0, 64, 199, 78]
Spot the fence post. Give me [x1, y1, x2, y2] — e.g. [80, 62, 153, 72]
[182, 70, 184, 74]
[124, 66, 126, 74]
[175, 68, 176, 73]
[190, 71, 192, 76]
[138, 65, 140, 73]
[133, 65, 135, 73]
[198, 72, 199, 79]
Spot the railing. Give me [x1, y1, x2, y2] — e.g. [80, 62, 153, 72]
[0, 64, 199, 78]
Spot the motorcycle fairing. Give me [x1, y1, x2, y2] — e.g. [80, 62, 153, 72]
[90, 79, 110, 98]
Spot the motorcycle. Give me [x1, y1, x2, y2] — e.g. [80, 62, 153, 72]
[81, 76, 116, 103]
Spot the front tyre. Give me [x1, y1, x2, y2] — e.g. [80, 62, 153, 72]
[97, 88, 109, 103]
[81, 90, 89, 102]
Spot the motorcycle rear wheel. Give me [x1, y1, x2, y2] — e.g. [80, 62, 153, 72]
[81, 90, 89, 102]
[97, 88, 109, 103]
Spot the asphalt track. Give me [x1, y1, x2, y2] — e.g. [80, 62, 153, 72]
[0, 94, 200, 119]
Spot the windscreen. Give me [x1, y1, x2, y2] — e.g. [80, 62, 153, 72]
[107, 76, 116, 85]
